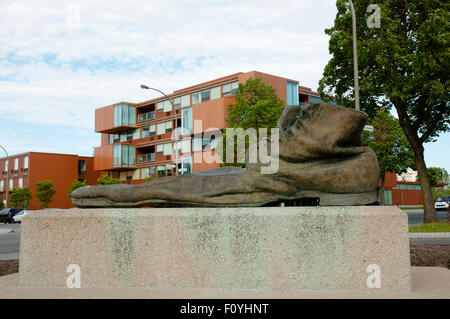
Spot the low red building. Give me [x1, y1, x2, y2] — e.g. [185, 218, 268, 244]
[0, 152, 99, 210]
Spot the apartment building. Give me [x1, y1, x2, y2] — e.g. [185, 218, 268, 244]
[0, 152, 99, 209]
[93, 71, 322, 183]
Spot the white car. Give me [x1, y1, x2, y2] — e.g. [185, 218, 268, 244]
[12, 210, 32, 223]
[434, 198, 449, 211]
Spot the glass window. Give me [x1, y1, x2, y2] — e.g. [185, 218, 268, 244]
[0, 181, 3, 192]
[223, 83, 232, 96]
[287, 81, 299, 106]
[133, 128, 140, 139]
[165, 121, 173, 133]
[157, 123, 166, 135]
[163, 100, 172, 112]
[141, 167, 149, 179]
[201, 89, 210, 102]
[156, 144, 163, 156]
[157, 101, 164, 113]
[142, 126, 149, 138]
[10, 179, 13, 190]
[174, 97, 181, 109]
[132, 169, 140, 180]
[24, 156, 28, 172]
[181, 139, 191, 153]
[211, 86, 221, 100]
[163, 143, 172, 156]
[113, 144, 135, 167]
[181, 107, 193, 133]
[149, 167, 155, 178]
[192, 92, 201, 104]
[181, 94, 190, 107]
[114, 103, 136, 126]
[157, 165, 166, 177]
[18, 178, 23, 188]
[149, 124, 156, 136]
[181, 156, 192, 175]
[192, 138, 202, 152]
[14, 158, 18, 170]
[231, 81, 239, 95]
[78, 160, 86, 174]
[166, 164, 175, 177]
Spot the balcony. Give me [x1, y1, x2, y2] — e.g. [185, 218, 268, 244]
[138, 111, 155, 123]
[137, 153, 155, 164]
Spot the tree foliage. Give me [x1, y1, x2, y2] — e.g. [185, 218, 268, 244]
[363, 109, 414, 204]
[35, 180, 56, 208]
[319, 0, 449, 222]
[97, 174, 121, 185]
[10, 187, 32, 209]
[220, 77, 284, 167]
[67, 180, 87, 198]
[417, 167, 449, 187]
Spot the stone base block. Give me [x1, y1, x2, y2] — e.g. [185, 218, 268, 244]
[19, 207, 411, 292]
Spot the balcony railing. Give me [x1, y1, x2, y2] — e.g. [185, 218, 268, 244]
[138, 111, 155, 123]
[137, 153, 155, 164]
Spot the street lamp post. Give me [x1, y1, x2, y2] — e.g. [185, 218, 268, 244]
[0, 145, 8, 209]
[348, 0, 360, 111]
[140, 85, 179, 176]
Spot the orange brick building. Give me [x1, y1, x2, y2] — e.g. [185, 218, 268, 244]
[93, 71, 321, 182]
[0, 152, 99, 209]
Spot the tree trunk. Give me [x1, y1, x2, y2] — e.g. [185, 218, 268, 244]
[380, 173, 385, 205]
[412, 145, 438, 223]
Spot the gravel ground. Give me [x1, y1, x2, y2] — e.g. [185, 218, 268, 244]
[1, 245, 448, 277]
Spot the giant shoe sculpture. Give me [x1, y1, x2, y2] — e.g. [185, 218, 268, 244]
[72, 102, 380, 207]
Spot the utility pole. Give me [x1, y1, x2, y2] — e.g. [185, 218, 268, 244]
[0, 145, 9, 208]
[349, 0, 360, 110]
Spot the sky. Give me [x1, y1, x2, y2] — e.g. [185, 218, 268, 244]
[0, 0, 448, 172]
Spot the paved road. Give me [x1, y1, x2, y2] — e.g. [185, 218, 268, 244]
[0, 223, 21, 260]
[405, 209, 449, 225]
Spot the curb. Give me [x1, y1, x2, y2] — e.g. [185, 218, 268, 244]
[0, 229, 13, 235]
[409, 232, 450, 238]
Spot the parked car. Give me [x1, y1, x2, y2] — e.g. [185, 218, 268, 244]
[441, 195, 450, 204]
[0, 208, 23, 224]
[12, 210, 32, 223]
[434, 198, 449, 211]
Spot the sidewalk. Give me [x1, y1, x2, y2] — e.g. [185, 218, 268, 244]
[0, 267, 448, 299]
[409, 232, 450, 238]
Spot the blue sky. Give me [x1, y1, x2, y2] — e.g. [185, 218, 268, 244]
[0, 0, 448, 172]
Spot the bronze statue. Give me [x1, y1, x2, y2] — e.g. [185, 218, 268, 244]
[72, 102, 379, 207]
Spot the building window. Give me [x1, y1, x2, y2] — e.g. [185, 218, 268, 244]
[181, 156, 192, 175]
[78, 160, 86, 175]
[173, 97, 181, 109]
[210, 86, 221, 100]
[163, 143, 172, 156]
[114, 103, 136, 127]
[163, 100, 172, 112]
[113, 144, 135, 167]
[181, 94, 190, 107]
[287, 81, 299, 106]
[181, 107, 193, 133]
[0, 180, 4, 192]
[110, 134, 120, 144]
[223, 81, 239, 97]
[192, 91, 201, 104]
[156, 144, 163, 156]
[165, 121, 173, 133]
[201, 89, 210, 102]
[24, 156, 29, 173]
[157, 122, 166, 135]
[157, 165, 166, 177]
[157, 101, 164, 113]
[18, 178, 23, 188]
[9, 179, 13, 190]
[14, 158, 18, 174]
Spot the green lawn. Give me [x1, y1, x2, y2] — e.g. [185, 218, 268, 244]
[400, 206, 424, 210]
[409, 221, 450, 233]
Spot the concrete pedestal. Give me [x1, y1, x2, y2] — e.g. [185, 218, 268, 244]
[19, 207, 411, 293]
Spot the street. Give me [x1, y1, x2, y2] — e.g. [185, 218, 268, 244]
[0, 209, 448, 261]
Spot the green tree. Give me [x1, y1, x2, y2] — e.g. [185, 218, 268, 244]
[145, 176, 154, 182]
[363, 109, 414, 205]
[10, 187, 33, 209]
[67, 180, 87, 198]
[417, 167, 448, 187]
[97, 174, 121, 185]
[35, 180, 56, 208]
[220, 77, 284, 166]
[319, 0, 449, 222]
